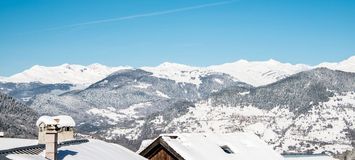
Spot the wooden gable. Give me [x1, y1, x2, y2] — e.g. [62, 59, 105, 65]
[139, 137, 184, 160]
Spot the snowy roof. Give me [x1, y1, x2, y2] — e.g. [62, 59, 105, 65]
[36, 115, 75, 127]
[137, 139, 154, 153]
[5, 139, 146, 160]
[139, 132, 284, 160]
[0, 138, 38, 150]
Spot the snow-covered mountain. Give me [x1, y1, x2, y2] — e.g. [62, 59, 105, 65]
[141, 60, 311, 87]
[28, 68, 250, 150]
[141, 62, 209, 85]
[141, 56, 355, 87]
[26, 67, 355, 156]
[1, 63, 131, 85]
[1, 56, 355, 157]
[207, 59, 311, 86]
[317, 56, 355, 73]
[1, 56, 355, 87]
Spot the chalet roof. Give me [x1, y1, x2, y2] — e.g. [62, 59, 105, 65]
[0, 138, 38, 150]
[4, 139, 146, 160]
[36, 115, 75, 127]
[139, 132, 284, 160]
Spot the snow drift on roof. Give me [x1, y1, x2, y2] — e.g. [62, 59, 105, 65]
[142, 132, 284, 160]
[0, 138, 38, 150]
[36, 115, 75, 127]
[6, 139, 147, 160]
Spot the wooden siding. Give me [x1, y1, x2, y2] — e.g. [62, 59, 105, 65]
[150, 148, 177, 160]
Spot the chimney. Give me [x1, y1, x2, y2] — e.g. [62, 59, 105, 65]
[0, 131, 4, 137]
[45, 125, 59, 160]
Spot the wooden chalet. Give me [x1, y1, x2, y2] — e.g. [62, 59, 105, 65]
[138, 132, 284, 160]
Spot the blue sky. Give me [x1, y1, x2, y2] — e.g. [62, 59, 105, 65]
[0, 0, 354, 76]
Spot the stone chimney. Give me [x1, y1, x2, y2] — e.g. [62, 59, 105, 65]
[45, 125, 59, 160]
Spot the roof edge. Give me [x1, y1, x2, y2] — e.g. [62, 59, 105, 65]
[139, 136, 185, 160]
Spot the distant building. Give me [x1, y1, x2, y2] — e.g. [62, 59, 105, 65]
[36, 115, 76, 144]
[138, 132, 284, 160]
[0, 132, 4, 137]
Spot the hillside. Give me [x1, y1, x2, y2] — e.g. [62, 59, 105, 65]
[29, 69, 248, 150]
[165, 68, 355, 155]
[27, 68, 355, 155]
[0, 92, 38, 138]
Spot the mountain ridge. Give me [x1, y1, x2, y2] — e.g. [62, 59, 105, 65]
[1, 56, 354, 87]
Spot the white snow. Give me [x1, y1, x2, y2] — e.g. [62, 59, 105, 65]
[137, 139, 154, 153]
[140, 57, 354, 87]
[6, 139, 146, 160]
[141, 132, 283, 160]
[36, 115, 75, 127]
[317, 56, 355, 73]
[214, 78, 224, 84]
[155, 90, 170, 98]
[87, 108, 124, 122]
[0, 138, 38, 150]
[109, 120, 145, 140]
[119, 102, 152, 118]
[207, 59, 311, 86]
[140, 56, 355, 87]
[0, 63, 131, 85]
[133, 83, 152, 89]
[87, 102, 152, 123]
[141, 62, 207, 85]
[1, 56, 355, 87]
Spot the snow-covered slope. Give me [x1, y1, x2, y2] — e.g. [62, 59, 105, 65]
[141, 60, 310, 87]
[2, 63, 131, 85]
[317, 56, 355, 73]
[141, 62, 208, 85]
[142, 56, 354, 86]
[207, 59, 310, 86]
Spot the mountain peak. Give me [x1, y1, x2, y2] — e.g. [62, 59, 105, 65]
[157, 62, 197, 70]
[1, 63, 128, 85]
[343, 55, 355, 63]
[316, 55, 355, 73]
[266, 59, 280, 64]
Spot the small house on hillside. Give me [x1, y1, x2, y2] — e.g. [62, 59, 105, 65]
[138, 132, 284, 160]
[36, 115, 75, 144]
